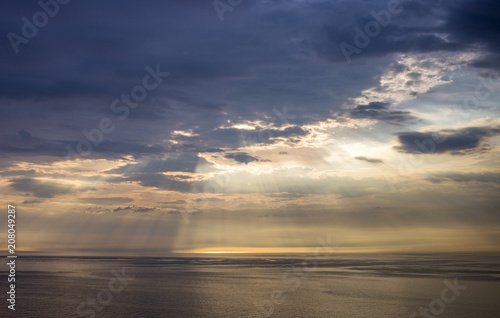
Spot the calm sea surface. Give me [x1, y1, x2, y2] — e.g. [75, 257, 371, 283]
[1, 253, 499, 317]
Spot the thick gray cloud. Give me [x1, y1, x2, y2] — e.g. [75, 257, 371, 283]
[472, 54, 500, 71]
[395, 127, 500, 155]
[325, 0, 500, 64]
[0, 130, 165, 159]
[224, 152, 260, 164]
[349, 102, 417, 125]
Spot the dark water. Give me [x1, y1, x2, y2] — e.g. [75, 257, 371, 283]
[1, 253, 500, 317]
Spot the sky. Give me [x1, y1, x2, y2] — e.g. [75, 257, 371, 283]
[1, 0, 499, 256]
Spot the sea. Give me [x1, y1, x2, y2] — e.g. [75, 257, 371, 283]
[1, 253, 499, 317]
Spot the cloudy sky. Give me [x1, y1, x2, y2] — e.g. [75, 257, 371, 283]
[1, 0, 499, 255]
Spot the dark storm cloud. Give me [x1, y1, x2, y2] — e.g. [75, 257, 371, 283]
[426, 172, 500, 184]
[443, 0, 500, 52]
[0, 2, 218, 87]
[355, 156, 384, 164]
[325, 0, 500, 65]
[471, 54, 500, 71]
[1, 0, 498, 100]
[82, 141, 165, 156]
[9, 177, 94, 198]
[349, 102, 417, 124]
[0, 76, 109, 99]
[224, 152, 260, 164]
[0, 131, 61, 155]
[0, 131, 165, 158]
[395, 127, 500, 155]
[0, 0, 254, 99]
